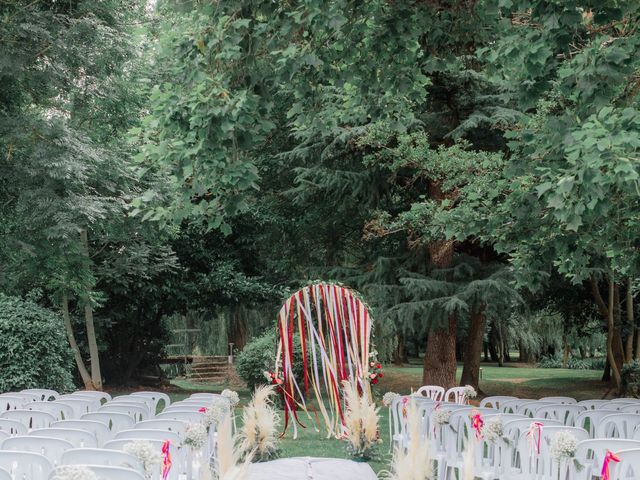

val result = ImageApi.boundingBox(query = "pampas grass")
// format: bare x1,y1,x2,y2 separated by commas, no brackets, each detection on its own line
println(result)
238,385,280,462
342,379,381,459
211,412,252,480
462,439,475,480
381,400,433,480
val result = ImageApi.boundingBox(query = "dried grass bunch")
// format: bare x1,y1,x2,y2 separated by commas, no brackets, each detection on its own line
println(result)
342,378,381,460
238,385,281,462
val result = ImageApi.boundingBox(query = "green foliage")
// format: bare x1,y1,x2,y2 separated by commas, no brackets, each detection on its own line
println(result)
622,360,640,397
0,294,74,392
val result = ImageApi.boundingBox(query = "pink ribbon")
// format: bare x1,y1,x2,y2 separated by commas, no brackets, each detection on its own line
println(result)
601,450,620,480
471,411,484,439
198,407,207,413
527,421,543,454
402,397,408,418
161,440,172,480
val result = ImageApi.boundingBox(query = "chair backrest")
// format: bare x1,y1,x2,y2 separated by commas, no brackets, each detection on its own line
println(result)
28,401,75,421
81,412,135,432
103,438,165,451
500,398,539,414
415,385,445,401
99,404,150,422
59,394,103,411
0,430,7,443
0,409,56,429
21,389,59,401
480,396,517,409
50,464,146,480
532,403,586,426
2,436,74,465
0,395,26,411
539,396,577,405
155,410,204,423
0,467,10,480
516,401,556,417
611,447,640,480
190,393,224,400
0,418,27,435
131,391,171,412
162,403,208,412
597,413,640,439
578,399,612,410
115,428,181,445
111,395,155,412
574,439,640,480
0,451,52,480
52,420,112,447
575,409,619,437
60,448,142,470
55,399,95,418
135,419,188,437
620,404,640,415
30,427,98,448
444,387,467,405
70,391,112,403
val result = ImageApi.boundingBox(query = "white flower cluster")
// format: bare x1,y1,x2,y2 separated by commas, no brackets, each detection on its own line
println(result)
202,400,227,427
183,422,208,449
123,440,162,472
464,385,477,399
433,409,451,425
382,392,399,407
222,389,240,407
51,466,98,480
482,416,504,443
549,430,578,461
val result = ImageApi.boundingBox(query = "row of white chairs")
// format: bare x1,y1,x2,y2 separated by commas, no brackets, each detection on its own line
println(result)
393,391,640,479
0,389,229,480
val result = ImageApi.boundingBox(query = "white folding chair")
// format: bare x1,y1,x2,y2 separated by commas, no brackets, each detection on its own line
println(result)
0,418,27,435
579,399,612,410
131,392,171,412
135,419,188,437
539,396,577,405
572,438,640,480
50,464,146,480
0,451,52,480
115,429,181,446
103,439,181,480
30,428,98,448
59,394,103,412
56,399,95,418
60,448,142,470
597,413,640,439
162,403,210,413
415,385,445,401
480,396,517,409
99,404,150,422
612,447,640,480
444,387,468,405
0,409,55,429
28,401,75,421
21,389,59,401
81,412,135,432
53,420,112,446
0,430,8,444
620,404,640,415
70,391,112,403
1,392,40,403
0,395,26,411
156,410,204,423
0,467,10,480
189,393,223,400
501,418,563,476
516,401,556,418
532,403,586,426
111,395,155,412
575,409,619,437
2,436,74,466
501,399,543,414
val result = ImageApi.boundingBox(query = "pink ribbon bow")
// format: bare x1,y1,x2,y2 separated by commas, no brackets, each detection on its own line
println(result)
527,421,543,454
601,450,621,480
198,407,207,413
161,440,172,480
471,411,484,439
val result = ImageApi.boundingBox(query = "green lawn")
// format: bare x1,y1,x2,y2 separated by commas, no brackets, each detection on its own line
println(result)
114,362,608,474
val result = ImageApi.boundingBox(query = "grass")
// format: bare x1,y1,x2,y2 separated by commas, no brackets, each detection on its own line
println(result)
115,362,608,474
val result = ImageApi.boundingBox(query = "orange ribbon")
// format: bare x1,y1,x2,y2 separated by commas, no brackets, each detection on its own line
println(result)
161,440,172,479
601,450,620,480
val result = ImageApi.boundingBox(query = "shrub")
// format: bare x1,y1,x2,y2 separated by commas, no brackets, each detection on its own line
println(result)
622,360,640,397
0,294,75,392
567,357,589,370
537,356,562,369
537,355,606,371
236,331,308,391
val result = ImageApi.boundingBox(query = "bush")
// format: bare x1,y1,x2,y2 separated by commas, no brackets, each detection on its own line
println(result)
536,356,562,369
537,355,606,371
0,294,75,392
622,360,640,397
236,331,308,391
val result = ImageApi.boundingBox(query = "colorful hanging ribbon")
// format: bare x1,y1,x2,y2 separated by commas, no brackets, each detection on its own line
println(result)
471,410,484,439
402,397,409,418
601,450,621,480
161,440,172,480
527,421,544,455
198,407,207,413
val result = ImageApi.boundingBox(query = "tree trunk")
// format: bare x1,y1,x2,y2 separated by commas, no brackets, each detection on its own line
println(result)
61,293,95,390
626,281,635,362
496,323,504,367
607,276,622,394
562,334,570,368
460,307,486,390
394,332,407,366
483,342,489,362
80,229,102,390
423,316,457,389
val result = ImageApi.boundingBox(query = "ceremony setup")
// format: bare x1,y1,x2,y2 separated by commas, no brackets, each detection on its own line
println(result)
1,0,640,479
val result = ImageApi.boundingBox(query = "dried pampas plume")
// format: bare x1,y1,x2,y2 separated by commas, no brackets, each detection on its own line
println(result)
342,379,380,457
381,400,433,480
211,412,252,480
238,385,280,462
462,438,475,480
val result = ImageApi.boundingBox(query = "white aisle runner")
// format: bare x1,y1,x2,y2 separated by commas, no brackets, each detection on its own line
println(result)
249,457,378,480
